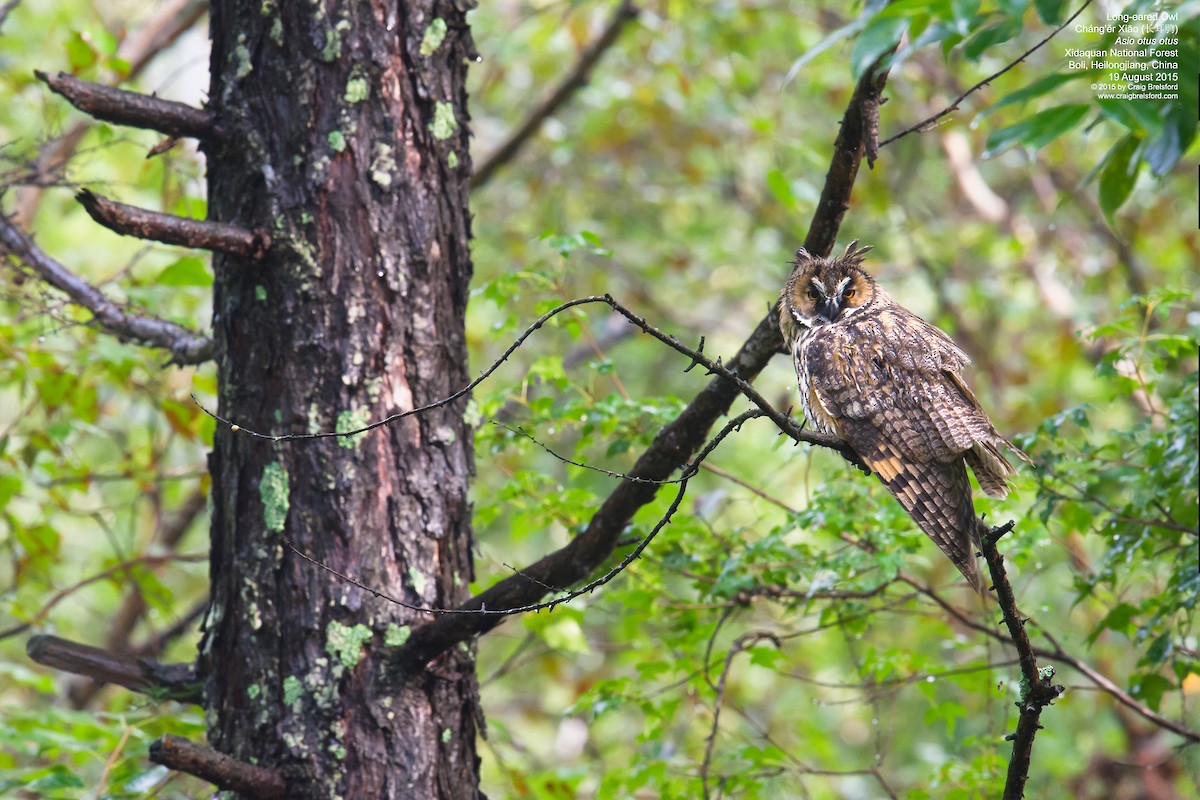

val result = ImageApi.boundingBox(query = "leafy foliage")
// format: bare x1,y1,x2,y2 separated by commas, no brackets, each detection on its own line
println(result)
1027,291,1199,711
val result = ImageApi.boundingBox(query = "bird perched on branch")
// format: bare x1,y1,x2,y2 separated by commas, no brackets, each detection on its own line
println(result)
778,241,1030,591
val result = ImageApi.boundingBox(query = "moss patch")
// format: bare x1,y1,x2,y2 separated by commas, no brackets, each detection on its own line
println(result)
326,621,373,669
259,461,290,532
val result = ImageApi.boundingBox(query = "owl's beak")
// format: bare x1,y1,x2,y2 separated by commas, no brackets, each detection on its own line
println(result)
816,297,841,323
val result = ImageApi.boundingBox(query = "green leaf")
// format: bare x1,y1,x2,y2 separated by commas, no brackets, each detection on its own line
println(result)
1097,98,1167,136
1098,134,1142,223
157,256,211,287
852,13,909,78
765,168,797,210
1033,0,1065,23
963,17,1023,61
982,72,1086,117
1089,602,1139,643
1130,673,1173,711
1143,634,1174,665
783,0,887,85
1142,105,1194,177
982,103,1090,157
65,31,98,73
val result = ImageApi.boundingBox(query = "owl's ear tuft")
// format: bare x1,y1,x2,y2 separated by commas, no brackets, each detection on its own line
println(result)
842,240,873,265
792,247,811,264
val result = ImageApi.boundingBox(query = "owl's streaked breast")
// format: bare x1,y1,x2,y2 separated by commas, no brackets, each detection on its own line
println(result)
794,326,841,436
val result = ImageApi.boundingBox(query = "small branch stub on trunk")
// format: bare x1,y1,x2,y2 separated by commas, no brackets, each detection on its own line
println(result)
35,70,220,141
149,735,287,800
25,634,200,703
76,189,270,258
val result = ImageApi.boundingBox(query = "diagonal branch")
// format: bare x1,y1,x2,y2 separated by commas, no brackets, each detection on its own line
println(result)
36,71,220,141
0,213,214,364
471,0,640,189
76,189,269,257
390,60,893,669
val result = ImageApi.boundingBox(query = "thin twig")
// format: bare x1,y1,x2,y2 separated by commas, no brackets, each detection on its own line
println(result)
0,552,205,641
471,0,640,189
701,631,781,800
898,572,1199,742
490,420,685,484
879,1,1093,148
979,521,1065,799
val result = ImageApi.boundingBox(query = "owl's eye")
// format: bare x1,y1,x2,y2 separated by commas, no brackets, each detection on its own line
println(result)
806,289,820,300
843,288,856,299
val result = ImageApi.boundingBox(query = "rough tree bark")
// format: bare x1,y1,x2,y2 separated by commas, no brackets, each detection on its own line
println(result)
198,2,481,797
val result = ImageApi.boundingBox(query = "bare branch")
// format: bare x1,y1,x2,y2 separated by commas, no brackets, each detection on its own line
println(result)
879,1,1093,148
0,0,20,32
292,408,762,635
200,293,861,466
25,635,200,703
76,189,269,257
0,214,214,364
149,735,286,800
35,71,220,141
471,0,640,189
979,522,1065,799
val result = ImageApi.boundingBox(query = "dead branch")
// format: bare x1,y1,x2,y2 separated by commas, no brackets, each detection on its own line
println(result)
0,214,214,363
36,71,219,141
471,0,639,189
149,735,286,800
75,189,268,257
25,635,200,703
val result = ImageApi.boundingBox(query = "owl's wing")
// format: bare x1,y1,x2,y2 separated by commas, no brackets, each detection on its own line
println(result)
804,313,1003,590
837,416,986,591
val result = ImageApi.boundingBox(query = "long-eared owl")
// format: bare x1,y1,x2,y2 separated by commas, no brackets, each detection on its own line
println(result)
778,241,1030,591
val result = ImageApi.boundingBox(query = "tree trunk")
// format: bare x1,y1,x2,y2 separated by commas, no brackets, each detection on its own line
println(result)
198,2,481,797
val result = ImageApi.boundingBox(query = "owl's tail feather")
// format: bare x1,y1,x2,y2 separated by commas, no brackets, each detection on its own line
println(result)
857,438,985,593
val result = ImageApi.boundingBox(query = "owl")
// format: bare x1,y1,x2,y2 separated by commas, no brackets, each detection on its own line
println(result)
778,241,1030,591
